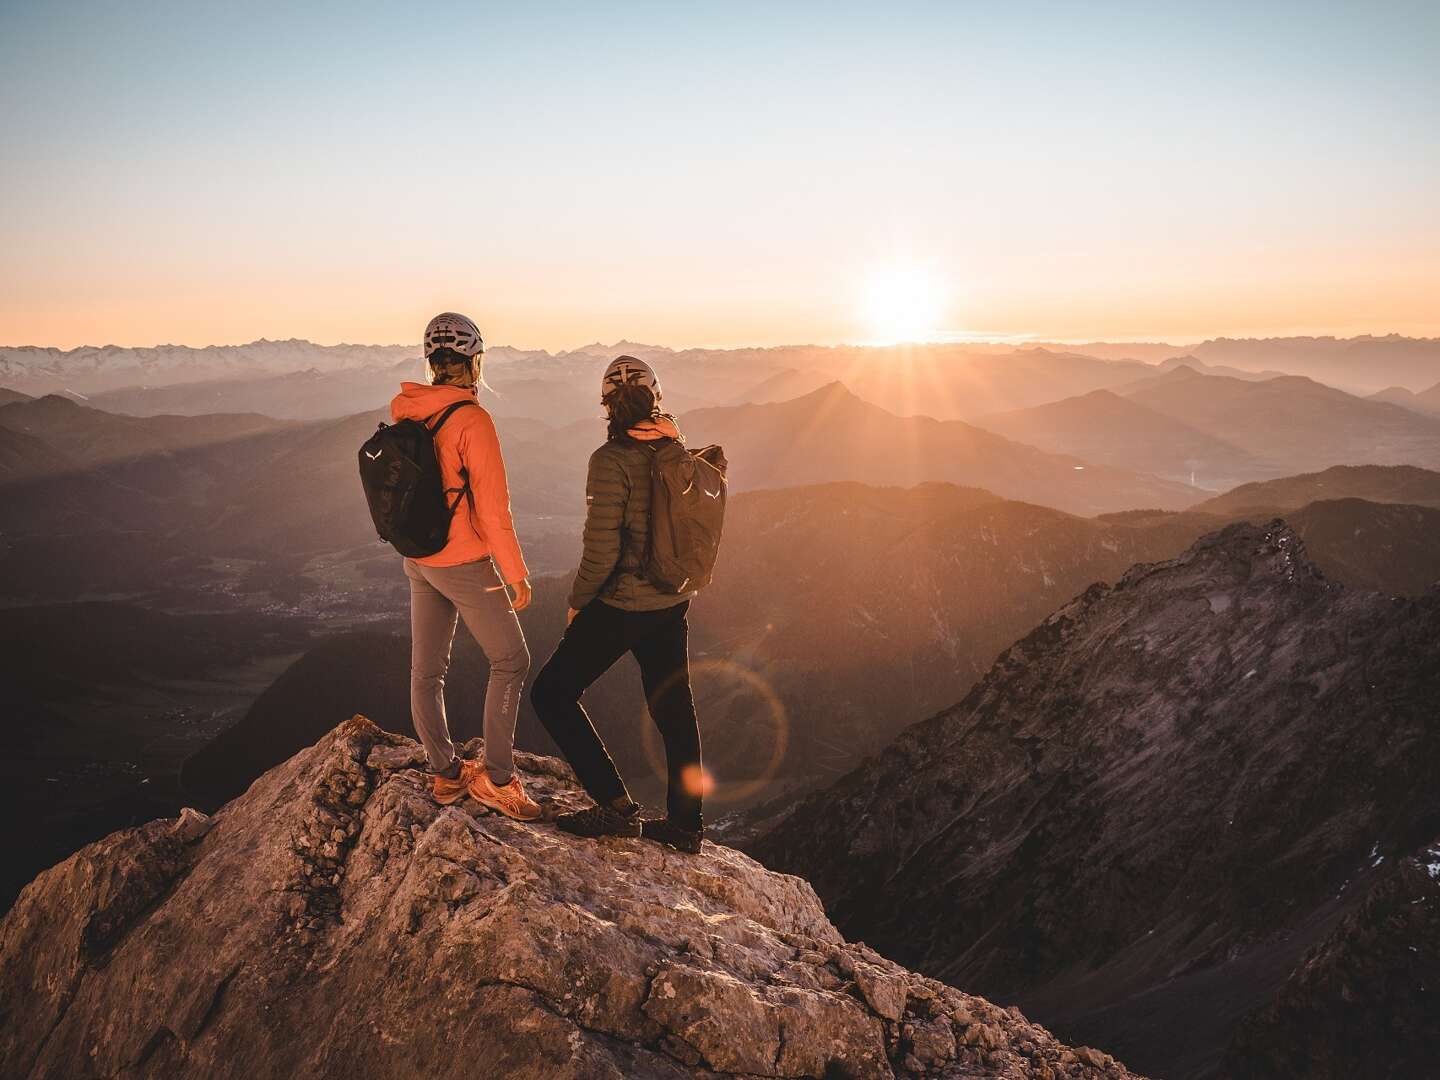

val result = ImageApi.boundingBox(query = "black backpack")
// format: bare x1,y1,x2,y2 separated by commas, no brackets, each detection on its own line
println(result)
358,401,476,558
643,441,728,593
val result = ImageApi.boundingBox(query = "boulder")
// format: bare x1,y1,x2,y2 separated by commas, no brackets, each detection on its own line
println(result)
0,716,1145,1080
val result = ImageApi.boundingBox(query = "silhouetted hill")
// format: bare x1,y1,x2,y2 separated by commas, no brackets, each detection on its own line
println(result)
974,388,1260,489
1152,355,1286,381
728,366,835,404
1195,464,1440,515
681,383,1206,514
0,394,291,466
1119,370,1440,476
1368,378,1440,418
750,522,1440,1078
0,395,296,515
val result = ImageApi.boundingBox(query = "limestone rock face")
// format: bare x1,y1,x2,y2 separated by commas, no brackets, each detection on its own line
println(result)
0,716,1142,1080
750,521,1440,1078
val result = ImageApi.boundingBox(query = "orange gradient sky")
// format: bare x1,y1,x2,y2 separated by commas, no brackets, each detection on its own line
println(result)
2,3,1438,351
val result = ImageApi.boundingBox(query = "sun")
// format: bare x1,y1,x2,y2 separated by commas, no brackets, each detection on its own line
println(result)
862,264,946,344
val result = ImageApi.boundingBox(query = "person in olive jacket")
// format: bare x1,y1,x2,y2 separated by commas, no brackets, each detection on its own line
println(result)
531,356,706,853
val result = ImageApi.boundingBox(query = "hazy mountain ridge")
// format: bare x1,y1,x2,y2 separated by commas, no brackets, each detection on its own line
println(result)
8,333,1439,421
1118,368,1440,478
1369,378,1440,418
749,521,1440,1078
968,368,1440,491
0,339,417,397
682,382,1207,514
1188,335,1440,393
973,389,1261,489
1194,463,1440,515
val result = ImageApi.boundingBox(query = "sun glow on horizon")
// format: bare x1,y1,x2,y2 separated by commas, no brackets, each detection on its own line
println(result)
862,264,948,345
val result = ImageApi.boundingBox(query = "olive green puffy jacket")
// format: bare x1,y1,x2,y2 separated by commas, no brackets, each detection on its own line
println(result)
567,437,697,612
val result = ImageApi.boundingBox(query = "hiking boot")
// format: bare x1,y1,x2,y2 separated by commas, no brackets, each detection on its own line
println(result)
433,759,480,806
469,768,542,822
641,817,704,854
555,803,642,840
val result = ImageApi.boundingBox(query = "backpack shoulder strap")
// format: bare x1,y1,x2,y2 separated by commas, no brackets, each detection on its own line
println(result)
427,399,478,434
427,400,480,516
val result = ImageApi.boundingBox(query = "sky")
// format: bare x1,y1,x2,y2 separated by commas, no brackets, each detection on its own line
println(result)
1,0,1438,351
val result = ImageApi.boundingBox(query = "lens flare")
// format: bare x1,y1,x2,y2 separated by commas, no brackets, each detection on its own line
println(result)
680,763,715,798
637,658,789,807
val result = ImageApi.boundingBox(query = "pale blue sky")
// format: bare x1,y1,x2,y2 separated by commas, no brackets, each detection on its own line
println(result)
2,1,1437,348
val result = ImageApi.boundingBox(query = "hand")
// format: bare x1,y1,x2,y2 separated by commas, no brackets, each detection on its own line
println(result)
566,607,580,626
509,578,533,612
628,415,682,442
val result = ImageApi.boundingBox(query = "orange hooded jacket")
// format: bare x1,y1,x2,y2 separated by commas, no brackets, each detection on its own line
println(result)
389,382,529,584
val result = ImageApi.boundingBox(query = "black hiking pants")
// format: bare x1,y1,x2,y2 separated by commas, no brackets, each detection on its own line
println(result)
531,599,702,831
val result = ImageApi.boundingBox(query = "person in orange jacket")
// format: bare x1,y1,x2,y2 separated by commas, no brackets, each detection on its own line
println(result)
391,312,540,821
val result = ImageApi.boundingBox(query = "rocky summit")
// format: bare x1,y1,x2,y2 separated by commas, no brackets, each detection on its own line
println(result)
750,521,1440,1078
0,717,1143,1080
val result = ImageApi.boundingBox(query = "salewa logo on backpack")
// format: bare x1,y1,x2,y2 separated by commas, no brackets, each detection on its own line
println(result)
357,400,476,559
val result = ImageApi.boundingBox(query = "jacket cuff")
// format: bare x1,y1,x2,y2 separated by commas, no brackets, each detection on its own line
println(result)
496,548,529,586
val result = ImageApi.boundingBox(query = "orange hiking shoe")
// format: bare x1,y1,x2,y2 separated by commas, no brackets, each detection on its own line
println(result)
469,768,542,822
433,759,479,806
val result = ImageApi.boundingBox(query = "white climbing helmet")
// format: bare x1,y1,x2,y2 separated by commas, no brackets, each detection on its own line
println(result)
601,355,662,400
423,312,484,358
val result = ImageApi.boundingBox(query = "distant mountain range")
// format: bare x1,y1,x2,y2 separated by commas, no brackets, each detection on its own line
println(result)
682,382,1206,514
1122,367,1440,474
6,334,1439,420
975,387,1259,489
1186,334,1440,393
750,521,1440,1079
972,367,1440,491
0,384,1205,594
0,339,417,396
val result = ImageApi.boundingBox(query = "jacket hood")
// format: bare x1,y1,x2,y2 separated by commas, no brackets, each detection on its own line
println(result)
390,381,477,423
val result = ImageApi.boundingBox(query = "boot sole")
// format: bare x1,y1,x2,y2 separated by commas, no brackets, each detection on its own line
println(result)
644,834,702,854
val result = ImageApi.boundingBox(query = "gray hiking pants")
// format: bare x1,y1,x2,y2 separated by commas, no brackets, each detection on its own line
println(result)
404,556,530,784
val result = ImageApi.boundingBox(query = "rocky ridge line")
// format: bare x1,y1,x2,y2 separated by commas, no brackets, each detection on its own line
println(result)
0,716,1144,1080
